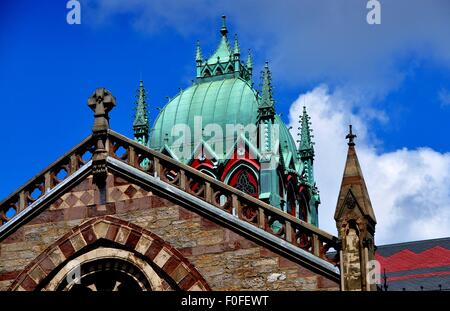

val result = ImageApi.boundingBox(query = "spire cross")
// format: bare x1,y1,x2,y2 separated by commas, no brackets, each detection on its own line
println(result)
346,124,357,146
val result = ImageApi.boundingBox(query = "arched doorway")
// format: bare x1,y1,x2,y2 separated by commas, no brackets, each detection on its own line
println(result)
56,257,151,291
47,248,161,291
9,216,210,291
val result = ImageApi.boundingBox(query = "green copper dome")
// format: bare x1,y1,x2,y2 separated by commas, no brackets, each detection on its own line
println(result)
140,16,319,225
150,77,259,153
149,15,301,172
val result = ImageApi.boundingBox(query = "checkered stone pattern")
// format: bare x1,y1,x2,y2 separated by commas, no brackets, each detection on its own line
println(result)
50,183,148,209
8,216,210,291
107,184,149,202
51,190,95,209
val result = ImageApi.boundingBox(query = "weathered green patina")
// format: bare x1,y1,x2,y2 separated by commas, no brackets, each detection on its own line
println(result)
298,106,320,226
133,80,149,146
150,78,259,157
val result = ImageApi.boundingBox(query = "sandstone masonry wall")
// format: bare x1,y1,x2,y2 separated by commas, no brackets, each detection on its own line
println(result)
0,174,339,291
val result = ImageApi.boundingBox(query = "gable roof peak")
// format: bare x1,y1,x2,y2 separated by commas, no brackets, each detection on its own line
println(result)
335,125,376,223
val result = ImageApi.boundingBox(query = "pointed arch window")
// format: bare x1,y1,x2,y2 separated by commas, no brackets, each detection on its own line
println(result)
236,171,256,194
228,168,258,197
286,182,297,217
298,191,308,221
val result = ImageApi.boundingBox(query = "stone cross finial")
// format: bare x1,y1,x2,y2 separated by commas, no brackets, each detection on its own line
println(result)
88,88,116,189
88,88,116,133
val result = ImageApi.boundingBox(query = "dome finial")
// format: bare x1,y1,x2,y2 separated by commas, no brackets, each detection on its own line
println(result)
220,15,228,36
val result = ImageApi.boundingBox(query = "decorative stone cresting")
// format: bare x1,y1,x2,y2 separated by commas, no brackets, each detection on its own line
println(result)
0,136,95,226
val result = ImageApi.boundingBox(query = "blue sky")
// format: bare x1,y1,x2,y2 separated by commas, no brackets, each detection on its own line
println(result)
1,0,450,243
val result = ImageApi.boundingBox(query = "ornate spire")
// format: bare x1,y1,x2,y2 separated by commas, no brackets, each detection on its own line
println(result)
133,80,149,146
233,34,240,55
257,62,276,121
335,125,376,223
245,49,253,82
260,62,274,108
195,16,252,82
246,49,253,69
195,40,203,63
211,16,231,59
298,106,314,158
334,125,377,291
201,17,231,68
297,106,316,190
257,62,280,209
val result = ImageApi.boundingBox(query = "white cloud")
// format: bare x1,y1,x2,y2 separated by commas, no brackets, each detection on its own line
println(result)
289,85,450,245
83,0,212,36
82,1,450,244
85,0,450,99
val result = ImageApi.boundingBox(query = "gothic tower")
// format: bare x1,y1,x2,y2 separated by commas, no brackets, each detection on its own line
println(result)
334,125,377,291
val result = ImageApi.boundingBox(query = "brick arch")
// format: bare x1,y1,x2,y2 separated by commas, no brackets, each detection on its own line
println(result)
8,215,210,291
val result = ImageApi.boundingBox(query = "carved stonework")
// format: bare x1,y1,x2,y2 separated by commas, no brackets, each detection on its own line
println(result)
334,128,377,291
343,191,356,210
88,88,116,183
88,88,116,133
342,225,362,290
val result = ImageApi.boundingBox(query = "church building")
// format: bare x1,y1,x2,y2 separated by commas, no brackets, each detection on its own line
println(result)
0,17,448,291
